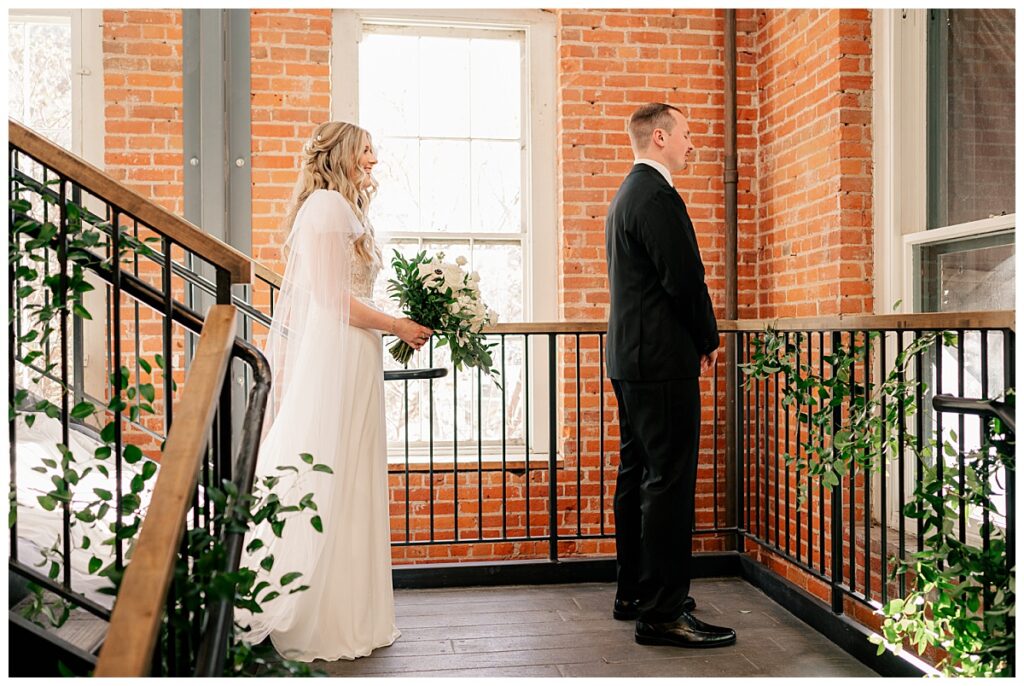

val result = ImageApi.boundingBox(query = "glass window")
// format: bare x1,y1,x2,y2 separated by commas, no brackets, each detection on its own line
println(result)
358,24,528,462
926,9,1015,229
8,15,73,149
916,232,1015,313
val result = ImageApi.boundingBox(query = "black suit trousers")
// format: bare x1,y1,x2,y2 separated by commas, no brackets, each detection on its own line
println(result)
611,377,701,623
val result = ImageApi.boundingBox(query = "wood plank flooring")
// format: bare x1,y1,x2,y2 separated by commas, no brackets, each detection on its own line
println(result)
311,577,879,678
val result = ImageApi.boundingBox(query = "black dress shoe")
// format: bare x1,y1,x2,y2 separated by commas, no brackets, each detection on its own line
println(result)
613,596,696,621
635,611,736,648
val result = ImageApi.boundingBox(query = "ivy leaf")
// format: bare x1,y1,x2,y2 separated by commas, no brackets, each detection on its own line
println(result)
299,453,314,464
260,555,275,572
88,556,102,575
100,422,116,444
312,464,334,474
70,401,95,420
279,572,302,586
37,495,57,511
124,445,143,464
310,516,323,533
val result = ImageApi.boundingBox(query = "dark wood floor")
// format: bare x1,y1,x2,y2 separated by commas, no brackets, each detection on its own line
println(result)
314,577,879,678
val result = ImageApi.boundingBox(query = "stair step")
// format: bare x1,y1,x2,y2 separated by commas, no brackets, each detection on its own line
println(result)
10,589,108,654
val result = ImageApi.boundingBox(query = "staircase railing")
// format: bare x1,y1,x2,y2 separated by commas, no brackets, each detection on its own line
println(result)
8,119,269,676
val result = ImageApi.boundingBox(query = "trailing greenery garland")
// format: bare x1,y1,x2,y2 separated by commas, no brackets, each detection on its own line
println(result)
9,185,328,676
740,326,1014,677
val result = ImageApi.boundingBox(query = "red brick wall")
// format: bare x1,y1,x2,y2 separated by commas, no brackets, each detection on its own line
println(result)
103,9,184,214
739,8,877,641
95,8,881,572
553,8,763,559
102,9,187,456
752,9,873,318
249,9,332,282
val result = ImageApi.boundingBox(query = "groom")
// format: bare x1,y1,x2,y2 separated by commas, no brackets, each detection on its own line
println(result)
605,103,735,648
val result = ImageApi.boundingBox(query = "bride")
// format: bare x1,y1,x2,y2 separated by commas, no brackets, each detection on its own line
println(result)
236,121,433,661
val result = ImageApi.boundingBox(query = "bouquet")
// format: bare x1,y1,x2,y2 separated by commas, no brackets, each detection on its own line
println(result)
387,250,501,386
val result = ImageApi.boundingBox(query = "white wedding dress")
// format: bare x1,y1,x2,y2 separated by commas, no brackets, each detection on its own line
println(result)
236,188,400,661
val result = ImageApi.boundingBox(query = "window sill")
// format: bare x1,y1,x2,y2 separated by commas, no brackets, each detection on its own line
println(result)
387,451,563,473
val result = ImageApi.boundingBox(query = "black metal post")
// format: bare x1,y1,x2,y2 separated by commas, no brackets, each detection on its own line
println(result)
548,333,558,562
830,332,844,614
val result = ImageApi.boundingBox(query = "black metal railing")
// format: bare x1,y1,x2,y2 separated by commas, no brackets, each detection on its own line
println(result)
374,326,734,557
729,316,1014,620
9,121,269,676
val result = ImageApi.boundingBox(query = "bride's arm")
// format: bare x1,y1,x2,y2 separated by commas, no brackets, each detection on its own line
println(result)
348,295,432,350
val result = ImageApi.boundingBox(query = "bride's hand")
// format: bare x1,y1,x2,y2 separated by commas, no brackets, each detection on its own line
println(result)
393,317,433,350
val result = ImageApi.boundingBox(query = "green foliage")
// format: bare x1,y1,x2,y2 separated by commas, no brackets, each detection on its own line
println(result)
9,187,330,676
387,250,501,387
869,404,1014,677
741,327,1014,676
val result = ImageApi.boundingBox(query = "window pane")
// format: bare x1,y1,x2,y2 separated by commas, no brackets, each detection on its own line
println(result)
419,139,471,231
472,243,523,322
28,22,73,149
470,38,521,139
359,33,420,137
373,137,420,232
927,9,1015,228
9,22,25,121
471,140,521,233
419,36,470,138
916,232,1015,312
9,18,72,149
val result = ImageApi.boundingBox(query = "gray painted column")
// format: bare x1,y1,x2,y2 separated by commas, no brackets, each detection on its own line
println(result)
183,9,251,255
183,9,252,448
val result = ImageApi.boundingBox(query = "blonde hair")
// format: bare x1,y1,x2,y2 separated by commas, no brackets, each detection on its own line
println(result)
284,121,381,265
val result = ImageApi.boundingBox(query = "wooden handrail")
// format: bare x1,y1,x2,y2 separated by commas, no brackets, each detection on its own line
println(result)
95,305,238,677
9,119,250,285
479,310,1014,336
717,310,1015,333
253,260,283,289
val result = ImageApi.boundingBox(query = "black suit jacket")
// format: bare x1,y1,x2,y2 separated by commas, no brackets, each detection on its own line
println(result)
605,164,719,381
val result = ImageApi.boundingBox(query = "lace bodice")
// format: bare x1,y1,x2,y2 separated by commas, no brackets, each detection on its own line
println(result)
349,231,381,300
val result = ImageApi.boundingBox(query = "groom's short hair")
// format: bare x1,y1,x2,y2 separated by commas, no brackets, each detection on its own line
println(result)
628,103,682,154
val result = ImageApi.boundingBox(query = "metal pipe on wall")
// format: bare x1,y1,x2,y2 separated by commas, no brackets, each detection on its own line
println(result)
723,9,740,538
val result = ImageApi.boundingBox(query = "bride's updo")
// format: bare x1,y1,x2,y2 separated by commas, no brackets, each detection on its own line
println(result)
284,121,380,265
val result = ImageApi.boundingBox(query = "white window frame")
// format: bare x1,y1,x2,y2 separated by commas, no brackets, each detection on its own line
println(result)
9,9,107,400
874,9,1016,315
8,9,105,166
872,9,1014,542
331,9,558,464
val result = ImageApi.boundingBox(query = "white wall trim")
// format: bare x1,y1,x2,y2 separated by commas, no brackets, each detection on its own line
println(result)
78,9,105,168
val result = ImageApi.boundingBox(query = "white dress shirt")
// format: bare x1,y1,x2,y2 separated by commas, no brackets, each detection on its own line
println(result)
633,158,673,186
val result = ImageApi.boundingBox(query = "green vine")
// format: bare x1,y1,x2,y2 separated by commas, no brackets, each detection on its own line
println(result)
741,326,1014,676
10,186,328,675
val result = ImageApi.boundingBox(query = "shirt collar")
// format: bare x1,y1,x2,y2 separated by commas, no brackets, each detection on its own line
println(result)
633,158,673,186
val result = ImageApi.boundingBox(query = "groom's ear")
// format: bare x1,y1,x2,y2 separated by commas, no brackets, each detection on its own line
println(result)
650,128,666,150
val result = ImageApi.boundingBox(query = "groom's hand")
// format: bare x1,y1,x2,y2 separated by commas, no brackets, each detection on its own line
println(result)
699,348,718,376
